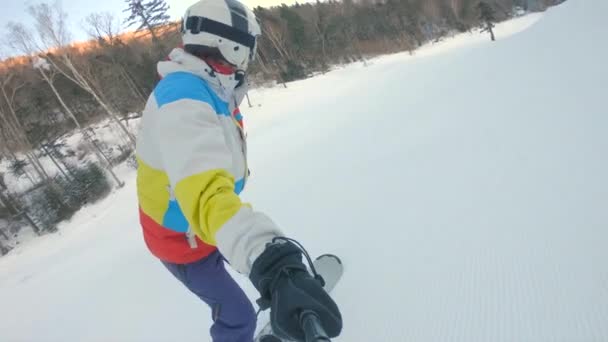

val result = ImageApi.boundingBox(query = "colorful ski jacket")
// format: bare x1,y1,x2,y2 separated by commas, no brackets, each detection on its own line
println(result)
136,48,282,274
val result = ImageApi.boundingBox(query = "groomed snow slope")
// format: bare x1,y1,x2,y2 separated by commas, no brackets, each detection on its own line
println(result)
1,1,607,341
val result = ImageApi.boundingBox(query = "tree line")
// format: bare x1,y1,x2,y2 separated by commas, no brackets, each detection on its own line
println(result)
0,0,565,152
0,0,564,254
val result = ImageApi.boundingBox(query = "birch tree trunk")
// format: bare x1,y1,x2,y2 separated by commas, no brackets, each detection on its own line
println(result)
38,68,124,188
0,93,50,183
59,56,136,146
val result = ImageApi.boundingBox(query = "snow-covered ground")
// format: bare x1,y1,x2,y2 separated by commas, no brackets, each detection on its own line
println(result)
0,117,139,248
2,1,608,341
0,118,139,193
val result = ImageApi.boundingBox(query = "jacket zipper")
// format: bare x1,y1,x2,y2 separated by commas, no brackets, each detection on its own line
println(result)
230,114,248,186
168,185,198,249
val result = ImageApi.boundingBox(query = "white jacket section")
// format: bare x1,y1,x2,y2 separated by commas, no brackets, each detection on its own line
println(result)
137,48,283,273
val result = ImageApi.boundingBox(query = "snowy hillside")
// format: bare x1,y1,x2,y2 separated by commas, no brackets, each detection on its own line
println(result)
1,1,607,341
0,118,140,193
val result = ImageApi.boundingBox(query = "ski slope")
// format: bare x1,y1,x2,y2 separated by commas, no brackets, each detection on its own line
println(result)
2,1,608,341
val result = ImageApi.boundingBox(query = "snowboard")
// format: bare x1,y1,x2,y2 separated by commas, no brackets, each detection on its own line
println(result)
254,254,344,342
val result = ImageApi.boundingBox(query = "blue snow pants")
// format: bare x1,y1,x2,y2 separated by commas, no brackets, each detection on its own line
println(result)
162,250,256,342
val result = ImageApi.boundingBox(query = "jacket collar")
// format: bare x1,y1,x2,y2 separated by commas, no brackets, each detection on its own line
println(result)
157,48,236,102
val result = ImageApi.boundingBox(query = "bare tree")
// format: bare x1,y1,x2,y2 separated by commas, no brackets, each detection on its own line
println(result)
0,63,51,184
0,170,43,238
254,9,291,87
83,12,147,106
0,172,14,253
32,57,124,187
83,12,120,45
264,21,293,63
4,21,125,188
0,106,49,185
11,1,136,147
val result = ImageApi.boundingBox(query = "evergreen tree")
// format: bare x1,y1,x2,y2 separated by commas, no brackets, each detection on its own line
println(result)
123,0,170,54
478,1,497,41
279,5,310,53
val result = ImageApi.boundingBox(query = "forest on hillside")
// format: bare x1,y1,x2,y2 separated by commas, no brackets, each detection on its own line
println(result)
0,0,564,255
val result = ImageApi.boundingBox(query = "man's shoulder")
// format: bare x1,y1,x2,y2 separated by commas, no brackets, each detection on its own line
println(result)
153,72,213,108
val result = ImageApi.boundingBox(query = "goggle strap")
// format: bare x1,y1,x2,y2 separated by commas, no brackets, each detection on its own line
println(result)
185,16,256,51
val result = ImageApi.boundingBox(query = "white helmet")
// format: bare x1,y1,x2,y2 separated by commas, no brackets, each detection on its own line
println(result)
182,0,261,71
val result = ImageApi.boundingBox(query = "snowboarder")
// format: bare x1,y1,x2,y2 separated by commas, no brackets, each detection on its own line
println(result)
135,0,342,341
